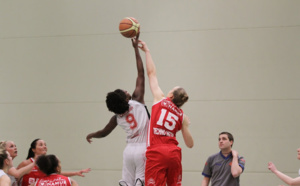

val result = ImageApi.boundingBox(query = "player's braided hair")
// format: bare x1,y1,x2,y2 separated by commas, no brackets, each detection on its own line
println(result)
106,89,129,114
172,87,189,108
36,154,59,175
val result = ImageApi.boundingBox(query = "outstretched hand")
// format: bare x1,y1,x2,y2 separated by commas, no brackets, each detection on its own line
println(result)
268,162,277,173
76,168,91,177
138,40,150,52
86,134,93,144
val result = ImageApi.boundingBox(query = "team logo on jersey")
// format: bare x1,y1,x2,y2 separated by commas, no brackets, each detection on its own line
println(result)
147,178,155,185
38,178,68,185
215,163,222,166
153,127,174,137
29,178,35,184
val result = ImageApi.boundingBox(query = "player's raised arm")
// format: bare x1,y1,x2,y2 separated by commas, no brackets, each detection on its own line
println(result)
138,40,164,103
131,33,145,104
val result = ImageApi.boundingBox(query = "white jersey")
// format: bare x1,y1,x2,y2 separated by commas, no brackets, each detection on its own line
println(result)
0,170,6,178
117,100,149,143
8,174,17,186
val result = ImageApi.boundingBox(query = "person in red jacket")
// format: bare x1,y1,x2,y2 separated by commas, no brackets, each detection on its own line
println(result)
30,154,78,186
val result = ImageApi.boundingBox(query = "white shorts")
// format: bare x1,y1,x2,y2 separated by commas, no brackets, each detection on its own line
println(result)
120,143,146,186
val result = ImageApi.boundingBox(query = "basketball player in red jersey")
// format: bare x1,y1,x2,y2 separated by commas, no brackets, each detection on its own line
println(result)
30,154,77,186
138,40,194,186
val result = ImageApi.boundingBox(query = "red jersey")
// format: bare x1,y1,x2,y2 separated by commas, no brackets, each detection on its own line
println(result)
34,174,71,186
147,97,183,147
20,158,46,186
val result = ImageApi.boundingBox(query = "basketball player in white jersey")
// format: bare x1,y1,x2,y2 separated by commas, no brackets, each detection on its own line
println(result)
86,33,149,186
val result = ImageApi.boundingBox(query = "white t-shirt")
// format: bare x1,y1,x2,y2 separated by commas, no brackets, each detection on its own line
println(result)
0,170,6,178
8,174,17,186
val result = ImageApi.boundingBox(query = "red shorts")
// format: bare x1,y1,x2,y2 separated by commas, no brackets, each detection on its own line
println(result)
145,144,182,186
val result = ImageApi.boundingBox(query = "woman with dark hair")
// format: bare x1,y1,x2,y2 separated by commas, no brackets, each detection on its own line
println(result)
30,154,78,186
0,148,13,186
17,139,90,186
0,140,35,186
86,34,150,186
17,139,47,186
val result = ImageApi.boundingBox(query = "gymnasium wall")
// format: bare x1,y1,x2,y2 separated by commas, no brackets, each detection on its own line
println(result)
1,1,299,185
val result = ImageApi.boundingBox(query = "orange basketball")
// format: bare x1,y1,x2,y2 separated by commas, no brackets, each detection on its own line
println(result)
119,17,140,38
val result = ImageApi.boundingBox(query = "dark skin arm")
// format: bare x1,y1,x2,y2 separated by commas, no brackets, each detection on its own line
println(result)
131,33,145,104
86,34,145,143
86,115,118,143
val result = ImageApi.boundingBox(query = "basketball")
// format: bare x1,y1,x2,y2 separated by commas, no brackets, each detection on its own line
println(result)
119,17,140,38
